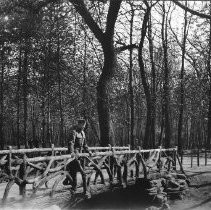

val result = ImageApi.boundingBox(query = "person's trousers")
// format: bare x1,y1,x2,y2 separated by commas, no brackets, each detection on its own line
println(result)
65,158,87,192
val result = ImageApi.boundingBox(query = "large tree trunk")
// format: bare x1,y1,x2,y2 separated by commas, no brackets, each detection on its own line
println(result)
138,4,151,149
97,45,116,146
178,1,188,153
56,6,64,147
129,5,135,149
70,0,122,146
161,1,171,148
148,12,156,148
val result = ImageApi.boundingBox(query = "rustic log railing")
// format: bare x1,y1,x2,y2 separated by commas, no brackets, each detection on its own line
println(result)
0,146,178,204
0,145,130,155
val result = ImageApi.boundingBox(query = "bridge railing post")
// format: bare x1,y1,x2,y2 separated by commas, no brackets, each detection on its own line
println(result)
176,150,185,175
205,148,207,166
173,146,177,171
108,144,111,170
51,144,55,156
138,146,147,179
19,153,27,197
180,149,183,165
111,145,115,178
197,147,200,167
8,146,12,177
3,146,13,204
191,150,193,167
158,146,162,172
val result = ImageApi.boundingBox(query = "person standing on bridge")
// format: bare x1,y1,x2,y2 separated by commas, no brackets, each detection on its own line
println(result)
63,119,91,197
67,118,90,154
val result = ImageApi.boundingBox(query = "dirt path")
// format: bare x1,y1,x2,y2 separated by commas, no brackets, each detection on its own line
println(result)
170,166,211,210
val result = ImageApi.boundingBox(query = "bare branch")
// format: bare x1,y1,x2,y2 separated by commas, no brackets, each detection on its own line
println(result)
115,44,138,53
69,0,105,44
172,0,211,19
105,0,123,39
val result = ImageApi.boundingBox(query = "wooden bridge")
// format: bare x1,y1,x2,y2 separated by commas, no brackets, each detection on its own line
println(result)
0,145,184,207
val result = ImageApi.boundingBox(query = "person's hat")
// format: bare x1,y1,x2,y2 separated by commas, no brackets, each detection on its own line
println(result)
77,118,86,124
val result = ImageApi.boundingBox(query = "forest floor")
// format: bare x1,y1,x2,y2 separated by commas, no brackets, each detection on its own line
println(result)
170,156,211,210
1,156,211,210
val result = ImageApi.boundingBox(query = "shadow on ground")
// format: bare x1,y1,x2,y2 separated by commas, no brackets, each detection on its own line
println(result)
72,184,159,210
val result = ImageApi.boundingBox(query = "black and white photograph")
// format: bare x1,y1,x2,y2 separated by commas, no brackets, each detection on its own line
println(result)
0,0,211,209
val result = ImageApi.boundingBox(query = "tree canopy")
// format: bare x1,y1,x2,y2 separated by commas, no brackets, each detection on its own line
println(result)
0,0,211,150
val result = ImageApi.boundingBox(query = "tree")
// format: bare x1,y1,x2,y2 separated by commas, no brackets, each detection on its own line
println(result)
0,44,5,149
138,1,151,148
1,0,211,151
172,0,211,19
147,2,157,148
161,1,171,148
69,0,122,146
128,2,135,149
177,0,188,153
